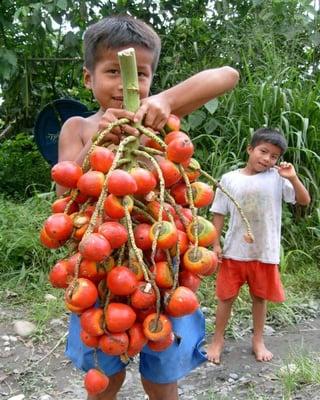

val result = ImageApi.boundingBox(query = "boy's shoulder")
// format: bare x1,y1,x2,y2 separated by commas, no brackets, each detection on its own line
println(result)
60,113,100,140
220,169,240,180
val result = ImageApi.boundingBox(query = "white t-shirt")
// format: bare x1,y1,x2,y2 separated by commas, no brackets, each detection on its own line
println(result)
210,168,296,264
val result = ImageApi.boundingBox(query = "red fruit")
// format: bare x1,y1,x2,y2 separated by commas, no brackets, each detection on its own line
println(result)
191,181,214,208
152,261,173,289
143,313,172,342
134,306,157,323
80,307,105,336
51,196,79,214
179,270,201,292
140,134,164,151
80,330,100,348
44,213,73,241
106,266,138,296
105,303,136,333
89,146,115,173
98,222,128,249
187,216,217,247
40,227,62,249
99,332,129,356
84,369,109,396
130,167,157,195
104,194,133,219
154,156,182,188
133,223,153,250
49,260,73,288
164,130,189,145
167,137,194,164
198,251,218,276
170,182,188,206
149,221,178,250
79,233,112,262
147,332,174,352
77,170,105,198
74,192,89,204
147,201,175,222
184,158,201,182
127,322,148,357
131,282,156,309
51,161,83,188
183,246,216,275
65,278,98,309
107,169,137,196
78,259,101,281
170,229,189,256
165,114,181,132
166,286,199,317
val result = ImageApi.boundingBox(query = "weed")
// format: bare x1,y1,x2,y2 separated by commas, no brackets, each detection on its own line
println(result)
278,350,320,399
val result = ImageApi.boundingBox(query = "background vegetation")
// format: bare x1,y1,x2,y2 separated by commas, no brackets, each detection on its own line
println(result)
0,1,319,335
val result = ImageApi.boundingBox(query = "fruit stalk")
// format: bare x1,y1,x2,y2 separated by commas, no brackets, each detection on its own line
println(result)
118,48,140,113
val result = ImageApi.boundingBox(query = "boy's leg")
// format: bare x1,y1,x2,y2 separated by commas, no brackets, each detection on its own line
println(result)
87,370,126,400
250,293,273,361
207,296,236,364
141,377,178,400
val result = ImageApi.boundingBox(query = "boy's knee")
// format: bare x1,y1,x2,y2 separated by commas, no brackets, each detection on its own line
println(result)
219,295,237,305
250,293,266,302
141,377,178,400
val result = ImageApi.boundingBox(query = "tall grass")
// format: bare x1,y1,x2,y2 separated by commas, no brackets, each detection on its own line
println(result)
0,194,67,292
193,74,320,203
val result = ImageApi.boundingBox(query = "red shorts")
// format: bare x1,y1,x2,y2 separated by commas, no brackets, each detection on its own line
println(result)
216,258,285,302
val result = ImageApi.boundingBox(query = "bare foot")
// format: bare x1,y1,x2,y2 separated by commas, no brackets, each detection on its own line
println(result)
206,336,224,364
252,338,273,362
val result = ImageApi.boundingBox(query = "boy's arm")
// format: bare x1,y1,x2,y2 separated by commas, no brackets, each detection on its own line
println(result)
135,67,239,128
212,213,225,260
275,162,311,206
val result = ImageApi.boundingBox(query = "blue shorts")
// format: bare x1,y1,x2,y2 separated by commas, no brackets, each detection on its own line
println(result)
65,308,207,384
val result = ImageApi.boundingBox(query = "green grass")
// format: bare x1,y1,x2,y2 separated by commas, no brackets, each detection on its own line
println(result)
0,193,68,336
278,351,320,399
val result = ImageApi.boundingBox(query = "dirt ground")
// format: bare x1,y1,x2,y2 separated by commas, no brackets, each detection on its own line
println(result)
0,302,320,400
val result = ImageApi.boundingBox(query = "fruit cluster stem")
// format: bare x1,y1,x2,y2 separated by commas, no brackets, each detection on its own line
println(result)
200,169,254,242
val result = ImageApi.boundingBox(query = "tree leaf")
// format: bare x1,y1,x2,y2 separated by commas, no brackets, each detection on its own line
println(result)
188,110,206,129
204,118,218,134
204,98,219,115
57,0,68,10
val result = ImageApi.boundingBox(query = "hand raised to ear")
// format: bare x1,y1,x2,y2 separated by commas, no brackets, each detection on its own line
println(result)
274,162,297,179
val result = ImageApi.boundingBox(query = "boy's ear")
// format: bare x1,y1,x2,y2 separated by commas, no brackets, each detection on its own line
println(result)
83,67,92,89
247,145,253,155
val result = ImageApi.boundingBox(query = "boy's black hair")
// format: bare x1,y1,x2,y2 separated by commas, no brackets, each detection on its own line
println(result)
250,127,288,154
83,15,161,74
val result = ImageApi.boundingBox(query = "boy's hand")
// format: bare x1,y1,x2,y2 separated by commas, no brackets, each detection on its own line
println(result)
134,94,171,130
213,243,223,261
98,108,140,144
275,162,297,180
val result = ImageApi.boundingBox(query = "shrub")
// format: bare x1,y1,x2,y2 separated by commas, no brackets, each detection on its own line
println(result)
0,132,51,199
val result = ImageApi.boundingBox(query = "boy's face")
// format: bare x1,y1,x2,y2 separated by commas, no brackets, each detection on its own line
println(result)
84,47,154,111
247,142,282,173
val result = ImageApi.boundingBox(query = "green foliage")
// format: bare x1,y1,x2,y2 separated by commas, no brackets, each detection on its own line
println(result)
278,351,320,398
0,133,51,199
0,194,65,273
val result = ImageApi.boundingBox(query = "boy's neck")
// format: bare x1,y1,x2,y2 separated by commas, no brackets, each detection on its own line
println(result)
241,165,263,175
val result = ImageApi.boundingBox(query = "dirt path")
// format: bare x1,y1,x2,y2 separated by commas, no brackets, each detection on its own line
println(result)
0,304,320,400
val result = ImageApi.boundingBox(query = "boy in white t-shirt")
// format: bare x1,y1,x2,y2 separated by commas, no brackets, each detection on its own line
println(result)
207,128,310,364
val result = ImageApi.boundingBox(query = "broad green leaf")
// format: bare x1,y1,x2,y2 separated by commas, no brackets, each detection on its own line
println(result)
204,118,218,134
204,98,219,115
57,0,68,10
64,31,78,48
188,110,206,129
